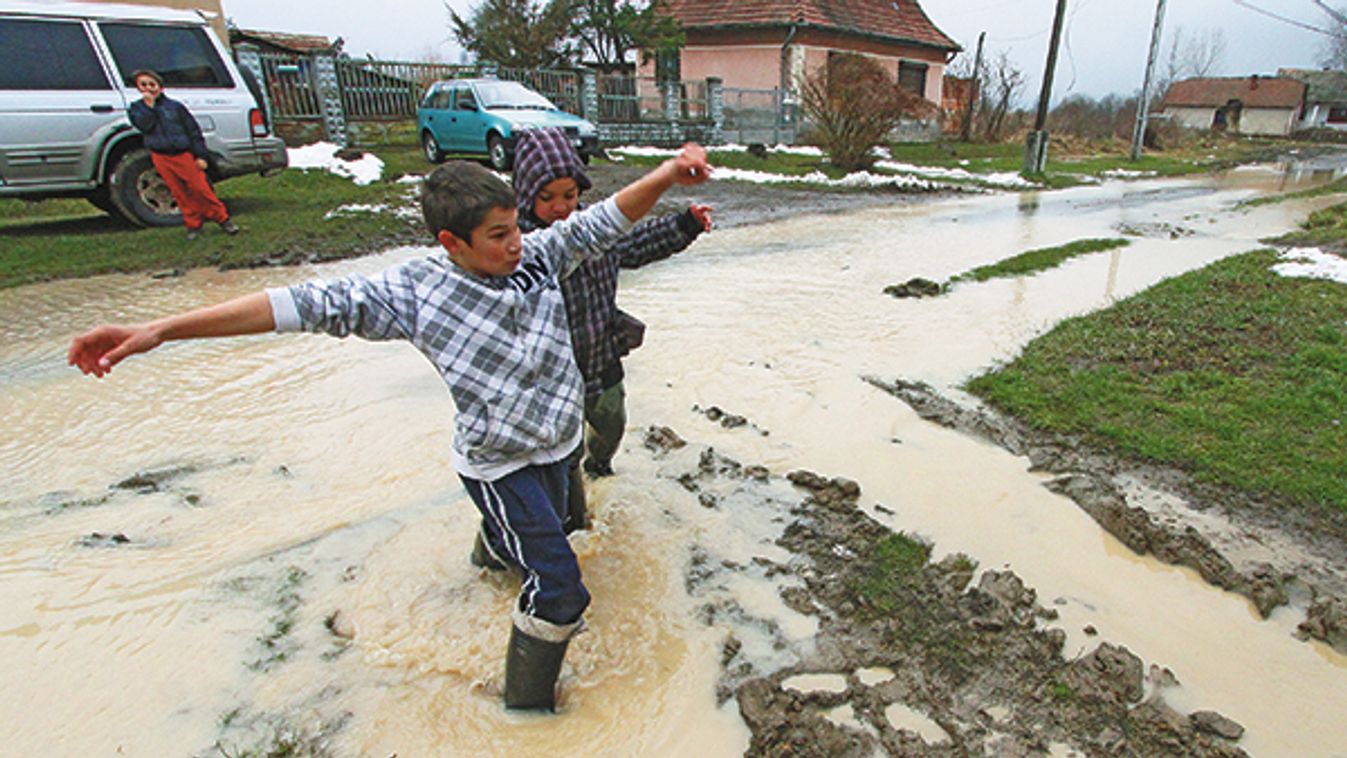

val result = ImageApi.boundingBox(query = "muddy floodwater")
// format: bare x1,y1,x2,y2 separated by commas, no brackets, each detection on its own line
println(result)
4,163,1347,756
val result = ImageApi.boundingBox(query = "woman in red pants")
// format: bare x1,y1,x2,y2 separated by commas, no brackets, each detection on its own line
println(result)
127,69,239,240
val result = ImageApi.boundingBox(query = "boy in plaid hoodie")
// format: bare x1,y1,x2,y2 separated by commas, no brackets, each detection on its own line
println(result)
67,146,712,712
508,128,711,536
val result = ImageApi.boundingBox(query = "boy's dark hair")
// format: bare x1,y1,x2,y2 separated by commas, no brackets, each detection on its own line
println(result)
422,161,515,243
131,69,163,86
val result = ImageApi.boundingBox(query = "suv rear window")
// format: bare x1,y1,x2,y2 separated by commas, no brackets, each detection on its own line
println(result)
99,23,233,88
0,18,110,90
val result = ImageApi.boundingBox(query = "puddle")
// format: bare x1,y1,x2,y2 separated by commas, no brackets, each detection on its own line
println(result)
3,166,1346,754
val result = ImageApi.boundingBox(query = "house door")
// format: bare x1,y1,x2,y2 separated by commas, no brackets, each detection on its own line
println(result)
1213,99,1243,132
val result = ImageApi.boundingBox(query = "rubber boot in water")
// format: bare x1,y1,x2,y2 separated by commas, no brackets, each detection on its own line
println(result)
503,626,570,711
562,470,588,534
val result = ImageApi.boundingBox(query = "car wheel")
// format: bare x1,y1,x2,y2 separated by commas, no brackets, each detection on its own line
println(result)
422,131,444,163
487,133,512,171
108,148,181,227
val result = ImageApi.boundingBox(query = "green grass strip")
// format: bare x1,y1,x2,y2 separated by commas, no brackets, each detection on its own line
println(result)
951,238,1131,284
967,249,1347,513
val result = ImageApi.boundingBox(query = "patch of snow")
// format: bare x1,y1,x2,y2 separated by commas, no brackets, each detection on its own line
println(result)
1272,247,1347,284
873,160,1036,189
1101,169,1158,179
287,142,384,185
610,144,824,158
325,202,420,221
711,166,946,191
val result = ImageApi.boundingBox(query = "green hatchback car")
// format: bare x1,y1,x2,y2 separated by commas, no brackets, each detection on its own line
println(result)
417,78,600,170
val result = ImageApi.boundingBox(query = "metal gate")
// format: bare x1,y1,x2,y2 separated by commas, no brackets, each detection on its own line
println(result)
721,87,797,145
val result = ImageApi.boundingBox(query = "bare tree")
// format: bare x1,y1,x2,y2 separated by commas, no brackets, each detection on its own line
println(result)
1154,26,1227,106
799,53,933,171
978,50,1025,141
1318,3,1347,69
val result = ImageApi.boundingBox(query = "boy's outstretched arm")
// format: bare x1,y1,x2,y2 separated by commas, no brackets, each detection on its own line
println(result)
613,144,711,223
69,291,275,378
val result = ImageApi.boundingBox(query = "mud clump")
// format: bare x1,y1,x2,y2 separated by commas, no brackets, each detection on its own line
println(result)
883,277,946,299
660,444,1248,756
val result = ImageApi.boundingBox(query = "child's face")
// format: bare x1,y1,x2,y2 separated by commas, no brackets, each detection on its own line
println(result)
533,177,580,225
439,206,523,277
134,75,161,99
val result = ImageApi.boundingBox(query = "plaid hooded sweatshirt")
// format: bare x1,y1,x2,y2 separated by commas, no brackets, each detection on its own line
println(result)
266,196,633,481
512,129,703,398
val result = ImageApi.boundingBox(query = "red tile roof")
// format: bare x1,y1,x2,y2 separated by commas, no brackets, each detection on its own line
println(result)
659,0,959,51
1161,76,1305,110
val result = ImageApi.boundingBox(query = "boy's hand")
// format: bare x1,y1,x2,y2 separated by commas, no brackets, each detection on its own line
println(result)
666,144,711,186
68,324,162,378
688,204,713,231
141,92,155,107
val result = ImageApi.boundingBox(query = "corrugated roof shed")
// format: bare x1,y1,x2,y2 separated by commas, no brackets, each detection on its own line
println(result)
230,29,340,54
660,0,959,51
1280,68,1347,104
1161,76,1304,109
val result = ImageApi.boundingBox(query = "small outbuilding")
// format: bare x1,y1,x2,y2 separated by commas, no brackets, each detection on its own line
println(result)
1279,68,1347,131
1159,75,1305,136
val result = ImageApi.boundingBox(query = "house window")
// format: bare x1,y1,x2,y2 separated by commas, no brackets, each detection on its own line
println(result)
1328,107,1347,124
898,61,927,98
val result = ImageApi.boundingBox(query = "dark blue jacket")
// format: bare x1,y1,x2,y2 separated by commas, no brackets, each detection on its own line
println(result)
127,94,207,159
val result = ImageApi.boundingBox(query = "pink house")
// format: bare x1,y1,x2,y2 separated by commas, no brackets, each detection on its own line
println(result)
650,0,960,107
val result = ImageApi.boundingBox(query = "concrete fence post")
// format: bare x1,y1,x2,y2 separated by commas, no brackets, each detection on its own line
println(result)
580,68,599,122
707,76,724,144
231,43,275,124
661,79,682,144
311,52,348,147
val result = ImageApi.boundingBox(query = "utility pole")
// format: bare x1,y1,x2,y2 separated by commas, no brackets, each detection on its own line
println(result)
1130,0,1168,161
961,31,986,143
1023,0,1069,173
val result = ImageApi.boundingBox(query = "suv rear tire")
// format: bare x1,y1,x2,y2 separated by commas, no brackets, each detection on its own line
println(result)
108,148,181,227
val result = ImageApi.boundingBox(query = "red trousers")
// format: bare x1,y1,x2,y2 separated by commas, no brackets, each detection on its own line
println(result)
151,151,229,230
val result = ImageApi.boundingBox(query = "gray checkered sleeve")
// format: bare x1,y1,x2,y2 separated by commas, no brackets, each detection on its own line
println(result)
282,266,418,341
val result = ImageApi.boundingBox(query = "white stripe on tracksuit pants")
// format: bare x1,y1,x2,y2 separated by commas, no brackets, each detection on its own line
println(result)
461,460,590,638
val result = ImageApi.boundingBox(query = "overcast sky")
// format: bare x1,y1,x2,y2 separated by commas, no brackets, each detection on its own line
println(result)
222,0,1339,103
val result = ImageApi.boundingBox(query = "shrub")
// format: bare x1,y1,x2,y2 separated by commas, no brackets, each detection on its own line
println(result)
799,53,934,171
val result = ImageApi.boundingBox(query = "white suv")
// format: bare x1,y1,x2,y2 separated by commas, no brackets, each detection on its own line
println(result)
0,2,288,226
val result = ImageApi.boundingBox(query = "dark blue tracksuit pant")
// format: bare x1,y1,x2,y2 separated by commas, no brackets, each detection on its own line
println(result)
460,460,590,629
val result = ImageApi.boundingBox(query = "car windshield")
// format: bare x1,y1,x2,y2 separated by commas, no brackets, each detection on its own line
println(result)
474,81,556,110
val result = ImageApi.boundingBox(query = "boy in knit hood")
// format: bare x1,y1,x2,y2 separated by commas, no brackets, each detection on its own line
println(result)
509,128,711,535
68,146,712,712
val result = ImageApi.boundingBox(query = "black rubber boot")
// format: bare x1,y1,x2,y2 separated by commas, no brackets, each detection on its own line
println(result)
503,626,570,711
562,470,588,534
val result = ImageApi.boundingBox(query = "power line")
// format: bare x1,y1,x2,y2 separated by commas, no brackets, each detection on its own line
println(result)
1230,0,1336,36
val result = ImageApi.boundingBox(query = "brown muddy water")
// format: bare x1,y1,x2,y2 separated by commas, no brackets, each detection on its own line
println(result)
4,164,1347,756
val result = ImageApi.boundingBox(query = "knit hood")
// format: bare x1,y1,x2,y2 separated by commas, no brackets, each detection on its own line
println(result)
511,128,592,217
